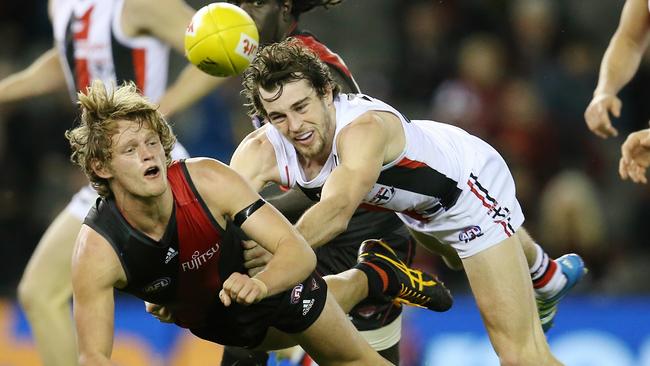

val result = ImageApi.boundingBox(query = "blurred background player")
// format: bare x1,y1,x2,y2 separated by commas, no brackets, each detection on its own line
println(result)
584,0,649,140
584,0,650,184
0,0,226,364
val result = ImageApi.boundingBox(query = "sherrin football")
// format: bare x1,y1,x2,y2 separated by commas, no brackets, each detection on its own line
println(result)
184,3,259,77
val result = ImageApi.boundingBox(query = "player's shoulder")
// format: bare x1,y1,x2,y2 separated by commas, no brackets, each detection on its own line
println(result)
75,223,119,269
183,157,230,183
237,125,276,156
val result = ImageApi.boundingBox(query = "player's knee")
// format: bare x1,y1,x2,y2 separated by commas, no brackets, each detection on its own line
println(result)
17,275,55,312
17,281,39,312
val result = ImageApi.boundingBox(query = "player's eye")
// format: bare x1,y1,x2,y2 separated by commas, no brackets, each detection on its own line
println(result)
270,115,286,124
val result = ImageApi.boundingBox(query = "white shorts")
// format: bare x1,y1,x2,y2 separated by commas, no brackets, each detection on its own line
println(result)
65,143,190,220
397,137,524,259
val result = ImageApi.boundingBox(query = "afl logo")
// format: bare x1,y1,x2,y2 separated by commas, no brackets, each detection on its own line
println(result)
290,284,304,304
144,277,171,294
459,225,483,243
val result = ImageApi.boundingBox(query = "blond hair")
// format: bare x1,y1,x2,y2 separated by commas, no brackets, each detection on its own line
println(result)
65,80,176,197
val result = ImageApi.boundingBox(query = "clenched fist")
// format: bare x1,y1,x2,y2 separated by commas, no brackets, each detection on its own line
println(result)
219,272,268,306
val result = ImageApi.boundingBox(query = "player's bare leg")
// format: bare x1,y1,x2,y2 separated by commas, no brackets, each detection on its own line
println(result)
462,230,562,366
17,210,81,366
322,269,369,312
517,228,587,331
259,290,392,365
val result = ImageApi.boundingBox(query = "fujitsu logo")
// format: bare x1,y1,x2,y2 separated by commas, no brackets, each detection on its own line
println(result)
181,244,220,272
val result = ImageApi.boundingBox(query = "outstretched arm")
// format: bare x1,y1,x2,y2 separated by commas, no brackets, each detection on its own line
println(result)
585,0,650,138
295,113,387,248
0,0,68,104
124,0,226,117
72,226,125,365
0,48,67,103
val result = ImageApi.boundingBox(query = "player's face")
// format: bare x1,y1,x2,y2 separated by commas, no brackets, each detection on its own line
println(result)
103,120,168,199
234,0,284,44
261,79,335,160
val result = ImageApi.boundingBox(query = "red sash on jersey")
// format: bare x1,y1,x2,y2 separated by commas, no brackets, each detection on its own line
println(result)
167,162,223,328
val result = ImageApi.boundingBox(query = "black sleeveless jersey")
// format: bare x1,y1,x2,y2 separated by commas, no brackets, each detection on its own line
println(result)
84,161,246,328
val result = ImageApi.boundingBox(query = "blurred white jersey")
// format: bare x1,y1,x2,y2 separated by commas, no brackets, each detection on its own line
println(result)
266,93,525,258
52,0,170,102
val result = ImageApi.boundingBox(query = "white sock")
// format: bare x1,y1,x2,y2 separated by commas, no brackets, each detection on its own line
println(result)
529,243,567,299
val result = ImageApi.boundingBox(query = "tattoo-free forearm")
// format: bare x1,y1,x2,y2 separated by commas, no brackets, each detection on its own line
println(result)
294,197,352,249
251,233,316,296
595,34,646,96
0,48,66,103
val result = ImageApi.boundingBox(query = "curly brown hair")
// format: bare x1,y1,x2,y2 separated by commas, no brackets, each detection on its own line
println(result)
241,37,340,119
65,80,176,197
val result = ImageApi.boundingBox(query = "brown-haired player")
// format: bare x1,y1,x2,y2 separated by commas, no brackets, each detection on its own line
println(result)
232,39,588,365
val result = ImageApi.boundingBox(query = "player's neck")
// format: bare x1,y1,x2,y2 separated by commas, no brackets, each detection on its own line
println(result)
280,19,298,39
115,188,174,241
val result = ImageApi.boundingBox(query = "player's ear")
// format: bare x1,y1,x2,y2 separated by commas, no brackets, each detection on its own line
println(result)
325,85,334,106
281,0,292,20
92,160,113,179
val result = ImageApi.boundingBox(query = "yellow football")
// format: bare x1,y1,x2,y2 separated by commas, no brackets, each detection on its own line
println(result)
184,3,259,77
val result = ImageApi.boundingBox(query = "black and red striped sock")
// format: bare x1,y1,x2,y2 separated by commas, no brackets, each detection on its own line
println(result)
355,260,398,300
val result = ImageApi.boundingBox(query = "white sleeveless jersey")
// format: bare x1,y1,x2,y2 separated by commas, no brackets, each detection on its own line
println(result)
265,93,486,223
52,0,170,102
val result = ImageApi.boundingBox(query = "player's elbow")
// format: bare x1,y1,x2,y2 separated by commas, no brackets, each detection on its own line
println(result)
298,242,317,278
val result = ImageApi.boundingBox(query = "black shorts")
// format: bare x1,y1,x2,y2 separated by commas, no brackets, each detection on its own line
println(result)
314,211,415,331
190,272,327,348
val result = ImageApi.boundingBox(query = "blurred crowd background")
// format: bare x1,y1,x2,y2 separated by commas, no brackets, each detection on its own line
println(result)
1,0,650,301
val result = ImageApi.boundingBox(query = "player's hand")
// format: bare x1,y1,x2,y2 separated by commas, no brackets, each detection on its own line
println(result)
144,301,175,323
619,128,650,183
242,240,271,277
219,273,268,307
585,93,622,138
